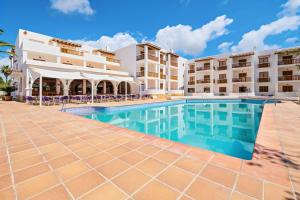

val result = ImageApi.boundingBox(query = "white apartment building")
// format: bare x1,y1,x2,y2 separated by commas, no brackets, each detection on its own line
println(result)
186,48,300,98
11,29,185,100
115,43,185,95
10,29,300,100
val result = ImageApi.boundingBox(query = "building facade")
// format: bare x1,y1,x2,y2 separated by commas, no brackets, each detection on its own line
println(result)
10,29,300,100
186,48,300,98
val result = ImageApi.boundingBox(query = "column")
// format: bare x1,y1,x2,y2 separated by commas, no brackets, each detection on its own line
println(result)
228,58,233,95
63,80,70,96
103,81,106,94
83,80,87,95
25,68,33,97
144,45,149,91
273,54,279,97
167,54,171,93
91,80,94,103
158,50,161,91
125,82,127,101
56,79,60,95
210,59,214,96
39,75,42,107
250,54,255,96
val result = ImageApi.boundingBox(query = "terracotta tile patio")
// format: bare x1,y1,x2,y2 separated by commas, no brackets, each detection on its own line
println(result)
0,100,299,199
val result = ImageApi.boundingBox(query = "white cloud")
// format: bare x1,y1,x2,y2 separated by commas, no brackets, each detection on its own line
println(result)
230,16,300,52
154,15,233,55
74,32,137,51
218,42,233,53
50,0,94,15
279,0,300,16
285,37,298,43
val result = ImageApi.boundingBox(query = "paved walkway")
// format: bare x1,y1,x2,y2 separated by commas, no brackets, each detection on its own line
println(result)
0,100,299,200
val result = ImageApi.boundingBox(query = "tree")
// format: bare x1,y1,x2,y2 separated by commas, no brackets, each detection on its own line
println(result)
0,29,15,56
1,65,12,83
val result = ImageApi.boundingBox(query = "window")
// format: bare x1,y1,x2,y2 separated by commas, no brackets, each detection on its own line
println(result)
219,87,226,92
239,87,248,93
160,83,163,89
204,87,210,93
259,86,268,92
259,57,269,63
188,88,195,93
282,85,293,92
204,75,210,80
282,71,293,76
219,60,226,66
239,73,247,78
259,72,269,78
239,59,247,63
219,74,226,79
204,63,210,68
282,55,292,60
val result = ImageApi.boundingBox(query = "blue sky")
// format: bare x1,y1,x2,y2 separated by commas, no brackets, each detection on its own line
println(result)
1,0,300,62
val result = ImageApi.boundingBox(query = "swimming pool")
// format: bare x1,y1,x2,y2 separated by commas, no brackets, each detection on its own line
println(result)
65,99,267,160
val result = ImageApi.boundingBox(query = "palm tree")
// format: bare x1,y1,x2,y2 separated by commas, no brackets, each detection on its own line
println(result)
1,65,12,83
0,29,15,56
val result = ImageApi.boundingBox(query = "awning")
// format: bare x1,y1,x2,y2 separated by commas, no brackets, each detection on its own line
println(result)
81,73,119,82
30,67,85,80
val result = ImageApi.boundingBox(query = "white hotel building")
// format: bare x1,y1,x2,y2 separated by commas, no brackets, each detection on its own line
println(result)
10,29,300,100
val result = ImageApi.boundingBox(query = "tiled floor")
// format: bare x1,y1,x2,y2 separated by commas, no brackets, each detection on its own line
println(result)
0,100,299,200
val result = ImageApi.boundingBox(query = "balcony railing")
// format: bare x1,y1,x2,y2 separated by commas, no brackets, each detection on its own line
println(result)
278,75,300,81
171,61,178,67
160,60,167,65
257,77,270,82
160,74,166,79
278,58,300,65
217,65,227,70
188,69,195,73
258,63,270,68
188,81,195,85
197,79,211,84
232,77,251,82
106,57,120,63
217,79,227,83
136,54,159,62
61,48,83,56
148,72,159,78
171,75,178,80
196,66,210,71
232,62,251,68
136,72,145,77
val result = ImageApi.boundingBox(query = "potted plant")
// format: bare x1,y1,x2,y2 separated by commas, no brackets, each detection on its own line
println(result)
0,82,16,101
0,65,15,101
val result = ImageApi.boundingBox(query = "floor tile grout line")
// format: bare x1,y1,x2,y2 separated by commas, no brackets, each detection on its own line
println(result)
14,115,77,200
0,117,18,200
176,152,215,200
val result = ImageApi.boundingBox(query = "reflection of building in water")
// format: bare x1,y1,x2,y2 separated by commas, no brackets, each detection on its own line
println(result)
92,103,262,146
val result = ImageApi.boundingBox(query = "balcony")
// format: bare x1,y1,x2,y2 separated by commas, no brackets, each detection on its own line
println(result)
196,66,210,71
136,71,145,77
197,79,211,84
106,57,120,63
188,69,195,73
257,77,270,82
148,72,159,78
232,62,251,68
278,75,300,81
160,74,166,79
188,81,195,85
258,63,270,68
136,54,159,62
61,48,83,56
232,77,251,82
278,58,300,65
217,79,227,84
160,60,167,65
217,65,227,70
171,75,178,80
171,61,178,67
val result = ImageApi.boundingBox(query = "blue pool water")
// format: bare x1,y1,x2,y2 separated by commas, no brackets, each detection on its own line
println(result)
65,99,266,160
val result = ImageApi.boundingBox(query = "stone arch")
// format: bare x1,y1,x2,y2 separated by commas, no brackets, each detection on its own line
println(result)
96,80,114,94
69,79,91,95
31,77,64,96
117,81,131,95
